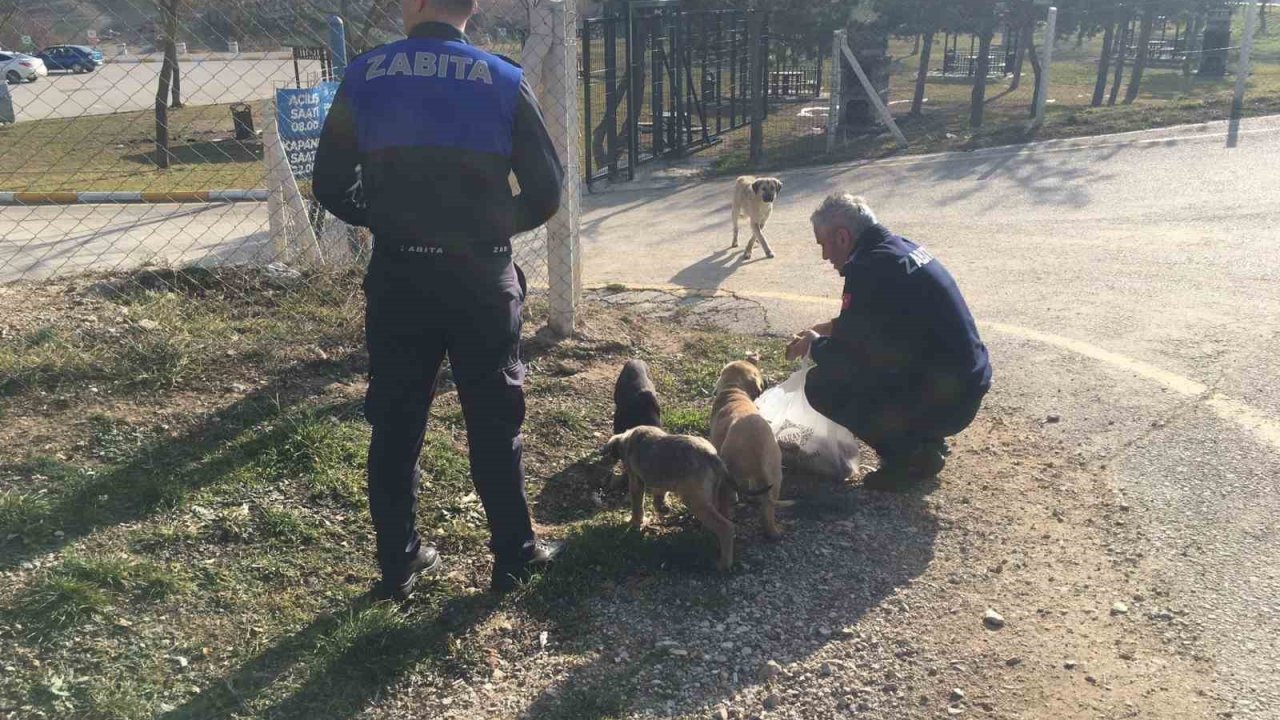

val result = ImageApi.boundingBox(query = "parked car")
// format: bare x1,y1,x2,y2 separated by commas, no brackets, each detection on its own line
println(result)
0,52,48,84
36,45,103,74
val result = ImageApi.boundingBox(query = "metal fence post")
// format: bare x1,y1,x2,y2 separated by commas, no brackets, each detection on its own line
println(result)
827,29,844,153
327,15,348,80
748,9,765,166
527,0,582,337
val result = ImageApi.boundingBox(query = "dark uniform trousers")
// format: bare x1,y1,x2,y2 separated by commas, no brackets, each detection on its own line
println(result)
363,253,535,579
805,366,986,466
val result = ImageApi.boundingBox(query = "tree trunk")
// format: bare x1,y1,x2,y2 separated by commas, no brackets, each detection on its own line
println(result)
1010,18,1032,90
1027,31,1042,116
155,61,172,168
970,29,994,128
911,29,934,116
1093,20,1116,106
912,33,921,56
166,39,182,108
1181,13,1202,88
1108,10,1130,106
1262,0,1270,35
154,0,180,168
1124,6,1157,104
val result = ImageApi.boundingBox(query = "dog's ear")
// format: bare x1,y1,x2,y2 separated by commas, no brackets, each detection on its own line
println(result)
770,179,783,194
745,352,761,367
751,179,764,194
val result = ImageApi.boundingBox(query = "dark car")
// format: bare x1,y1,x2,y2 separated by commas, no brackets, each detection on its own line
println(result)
36,45,103,74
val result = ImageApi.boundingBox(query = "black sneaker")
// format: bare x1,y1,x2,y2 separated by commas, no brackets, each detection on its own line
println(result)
861,461,914,492
908,445,947,480
490,542,561,593
374,546,441,603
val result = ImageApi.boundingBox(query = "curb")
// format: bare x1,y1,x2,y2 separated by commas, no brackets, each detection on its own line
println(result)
0,190,267,205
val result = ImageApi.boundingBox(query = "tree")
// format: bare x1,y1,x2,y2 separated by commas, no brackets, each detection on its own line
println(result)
911,28,934,115
155,0,183,169
1123,4,1157,103
1261,0,1270,34
969,26,995,126
959,0,1000,127
1092,14,1117,106
1108,6,1131,105
1005,0,1043,93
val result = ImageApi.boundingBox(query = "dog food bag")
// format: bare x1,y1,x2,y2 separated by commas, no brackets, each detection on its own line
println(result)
755,363,860,480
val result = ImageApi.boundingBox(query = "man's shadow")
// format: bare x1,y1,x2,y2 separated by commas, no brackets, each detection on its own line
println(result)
155,590,502,719
518,466,940,719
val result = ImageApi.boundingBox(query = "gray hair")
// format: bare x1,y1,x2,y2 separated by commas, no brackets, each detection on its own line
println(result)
810,193,878,236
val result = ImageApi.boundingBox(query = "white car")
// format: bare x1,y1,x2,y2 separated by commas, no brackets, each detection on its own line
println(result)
1,51,48,84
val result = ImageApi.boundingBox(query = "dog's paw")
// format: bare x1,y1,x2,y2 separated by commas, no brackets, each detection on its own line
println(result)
765,252,775,259
742,252,752,260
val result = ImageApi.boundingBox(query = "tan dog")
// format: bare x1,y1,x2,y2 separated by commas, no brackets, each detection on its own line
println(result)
602,426,768,571
710,356,787,540
731,176,783,260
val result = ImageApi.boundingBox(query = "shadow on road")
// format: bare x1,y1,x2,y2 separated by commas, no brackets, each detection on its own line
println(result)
669,247,763,291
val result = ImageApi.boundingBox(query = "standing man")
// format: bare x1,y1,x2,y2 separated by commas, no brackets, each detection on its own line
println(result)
313,0,564,600
787,194,991,492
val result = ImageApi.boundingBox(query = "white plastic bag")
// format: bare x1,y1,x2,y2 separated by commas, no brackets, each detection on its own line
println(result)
755,362,860,480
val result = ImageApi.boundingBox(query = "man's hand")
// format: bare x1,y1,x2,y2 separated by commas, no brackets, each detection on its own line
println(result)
786,329,820,361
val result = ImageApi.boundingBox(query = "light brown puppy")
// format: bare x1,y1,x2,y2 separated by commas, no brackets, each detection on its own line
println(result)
710,356,787,540
602,426,767,571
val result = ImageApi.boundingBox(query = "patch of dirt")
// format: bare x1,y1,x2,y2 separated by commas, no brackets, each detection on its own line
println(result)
406,400,1220,720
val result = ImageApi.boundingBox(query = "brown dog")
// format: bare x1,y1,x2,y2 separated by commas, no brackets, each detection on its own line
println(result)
710,356,787,540
602,426,768,570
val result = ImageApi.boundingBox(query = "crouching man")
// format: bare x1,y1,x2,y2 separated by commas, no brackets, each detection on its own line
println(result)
786,193,992,491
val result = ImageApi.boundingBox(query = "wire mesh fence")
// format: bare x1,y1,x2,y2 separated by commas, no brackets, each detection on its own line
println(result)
0,0,582,401
579,8,831,184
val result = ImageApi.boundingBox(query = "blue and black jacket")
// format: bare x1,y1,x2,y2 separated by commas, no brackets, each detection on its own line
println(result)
810,224,992,407
313,22,563,256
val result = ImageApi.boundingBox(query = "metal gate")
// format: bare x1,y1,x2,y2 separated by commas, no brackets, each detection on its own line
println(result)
582,4,768,184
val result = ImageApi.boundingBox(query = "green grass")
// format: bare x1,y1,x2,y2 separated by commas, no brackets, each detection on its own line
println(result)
0,268,363,403
0,270,804,719
10,555,190,640
0,100,272,193
662,406,710,436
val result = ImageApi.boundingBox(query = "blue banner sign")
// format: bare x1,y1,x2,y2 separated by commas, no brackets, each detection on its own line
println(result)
276,82,338,180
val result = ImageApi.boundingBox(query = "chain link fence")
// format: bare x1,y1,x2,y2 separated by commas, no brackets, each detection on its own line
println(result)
0,0,582,402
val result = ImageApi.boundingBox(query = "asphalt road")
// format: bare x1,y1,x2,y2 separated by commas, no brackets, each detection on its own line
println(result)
0,202,272,281
581,115,1280,717
5,56,318,121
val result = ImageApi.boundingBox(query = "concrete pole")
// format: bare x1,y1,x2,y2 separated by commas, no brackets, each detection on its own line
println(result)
826,29,844,153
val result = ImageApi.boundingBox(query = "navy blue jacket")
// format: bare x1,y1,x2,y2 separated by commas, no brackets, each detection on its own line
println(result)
312,22,563,257
810,225,991,405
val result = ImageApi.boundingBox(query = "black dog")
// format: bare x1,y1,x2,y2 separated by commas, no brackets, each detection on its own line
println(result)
613,359,661,434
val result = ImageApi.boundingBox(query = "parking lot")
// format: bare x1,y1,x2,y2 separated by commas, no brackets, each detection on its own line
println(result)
4,54,320,121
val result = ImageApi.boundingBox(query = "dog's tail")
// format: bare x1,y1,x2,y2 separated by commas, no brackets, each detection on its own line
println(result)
716,459,772,498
